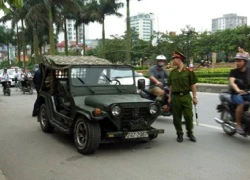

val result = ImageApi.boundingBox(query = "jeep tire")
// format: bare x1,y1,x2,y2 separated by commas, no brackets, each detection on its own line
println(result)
39,104,54,133
74,117,101,154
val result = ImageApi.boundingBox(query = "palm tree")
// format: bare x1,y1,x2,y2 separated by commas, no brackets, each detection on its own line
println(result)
25,0,48,63
1,1,30,67
0,0,23,12
55,1,81,55
91,0,123,58
126,0,142,64
74,0,98,56
24,0,79,56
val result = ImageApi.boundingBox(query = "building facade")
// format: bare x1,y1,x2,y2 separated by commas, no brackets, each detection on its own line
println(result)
130,13,154,41
212,14,247,32
66,19,89,44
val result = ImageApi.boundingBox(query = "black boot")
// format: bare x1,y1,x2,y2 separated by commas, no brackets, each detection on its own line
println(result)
187,133,196,142
177,134,183,143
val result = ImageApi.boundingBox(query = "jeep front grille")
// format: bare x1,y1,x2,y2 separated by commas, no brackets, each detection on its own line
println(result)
120,106,149,130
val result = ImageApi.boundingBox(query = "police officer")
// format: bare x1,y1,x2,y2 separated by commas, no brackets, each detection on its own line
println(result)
149,55,168,101
168,51,198,142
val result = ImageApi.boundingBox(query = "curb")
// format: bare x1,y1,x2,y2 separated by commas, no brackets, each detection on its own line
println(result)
0,170,7,180
196,83,228,93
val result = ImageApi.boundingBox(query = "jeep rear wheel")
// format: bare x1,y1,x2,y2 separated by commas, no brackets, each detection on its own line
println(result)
38,104,54,133
74,117,101,154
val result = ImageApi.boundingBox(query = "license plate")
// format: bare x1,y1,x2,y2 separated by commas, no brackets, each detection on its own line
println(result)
125,131,149,139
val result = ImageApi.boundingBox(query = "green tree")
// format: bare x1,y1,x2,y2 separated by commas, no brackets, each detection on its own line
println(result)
90,0,123,58
0,0,23,12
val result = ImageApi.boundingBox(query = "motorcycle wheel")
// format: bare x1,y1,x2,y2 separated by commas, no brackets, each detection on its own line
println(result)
221,110,236,136
29,88,33,95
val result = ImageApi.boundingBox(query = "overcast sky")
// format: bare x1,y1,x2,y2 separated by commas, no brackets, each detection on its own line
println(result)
87,0,250,39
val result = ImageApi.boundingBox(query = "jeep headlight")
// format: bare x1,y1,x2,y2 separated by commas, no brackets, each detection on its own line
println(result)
149,103,158,115
111,105,122,117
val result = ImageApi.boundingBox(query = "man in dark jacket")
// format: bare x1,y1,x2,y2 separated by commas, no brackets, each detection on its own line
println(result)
229,55,250,135
32,64,42,117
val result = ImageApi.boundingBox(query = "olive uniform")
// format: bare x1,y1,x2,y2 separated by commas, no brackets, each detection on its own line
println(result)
168,66,198,136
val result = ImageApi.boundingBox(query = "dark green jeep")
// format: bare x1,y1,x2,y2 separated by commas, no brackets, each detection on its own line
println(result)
37,55,164,154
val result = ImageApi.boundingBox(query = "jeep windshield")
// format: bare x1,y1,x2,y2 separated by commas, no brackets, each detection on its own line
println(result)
70,66,135,87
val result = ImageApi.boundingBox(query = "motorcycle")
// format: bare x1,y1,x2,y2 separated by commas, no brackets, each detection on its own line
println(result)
1,81,11,96
137,79,172,116
21,79,33,95
215,91,250,137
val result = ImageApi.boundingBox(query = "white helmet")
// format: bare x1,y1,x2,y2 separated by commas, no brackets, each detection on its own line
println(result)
156,55,167,61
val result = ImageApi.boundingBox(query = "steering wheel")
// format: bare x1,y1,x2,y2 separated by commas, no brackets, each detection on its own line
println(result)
112,78,121,85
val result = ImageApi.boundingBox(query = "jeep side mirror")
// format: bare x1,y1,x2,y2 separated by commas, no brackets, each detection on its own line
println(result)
137,79,145,90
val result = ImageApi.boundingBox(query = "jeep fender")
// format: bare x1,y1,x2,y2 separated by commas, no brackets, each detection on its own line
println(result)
73,109,107,121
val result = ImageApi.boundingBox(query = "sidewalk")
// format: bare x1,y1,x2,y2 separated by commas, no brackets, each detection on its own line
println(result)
0,170,7,180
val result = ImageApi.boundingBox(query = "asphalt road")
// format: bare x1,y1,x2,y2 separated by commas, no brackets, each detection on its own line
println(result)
0,88,250,180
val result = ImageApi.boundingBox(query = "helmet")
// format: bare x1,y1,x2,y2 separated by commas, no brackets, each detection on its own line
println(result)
156,55,167,61
234,54,249,62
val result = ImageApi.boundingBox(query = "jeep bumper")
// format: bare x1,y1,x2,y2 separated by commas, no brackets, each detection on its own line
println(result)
106,128,164,139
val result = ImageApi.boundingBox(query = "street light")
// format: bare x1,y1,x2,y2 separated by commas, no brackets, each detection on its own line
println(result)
181,25,195,65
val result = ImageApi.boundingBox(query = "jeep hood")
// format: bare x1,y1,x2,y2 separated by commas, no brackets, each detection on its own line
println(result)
74,94,152,108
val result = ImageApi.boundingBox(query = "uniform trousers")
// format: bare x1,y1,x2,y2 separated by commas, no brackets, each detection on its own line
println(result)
172,93,193,135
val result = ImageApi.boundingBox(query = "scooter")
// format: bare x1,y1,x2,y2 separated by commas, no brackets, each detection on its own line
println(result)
137,79,172,116
21,79,33,95
1,81,11,96
214,92,250,137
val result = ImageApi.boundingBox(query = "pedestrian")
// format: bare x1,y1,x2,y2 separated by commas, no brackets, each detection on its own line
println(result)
189,60,194,69
32,64,42,117
237,45,249,58
168,51,198,142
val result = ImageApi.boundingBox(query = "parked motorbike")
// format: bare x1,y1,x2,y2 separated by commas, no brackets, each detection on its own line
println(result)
1,81,11,96
137,79,172,116
215,91,250,137
21,79,33,95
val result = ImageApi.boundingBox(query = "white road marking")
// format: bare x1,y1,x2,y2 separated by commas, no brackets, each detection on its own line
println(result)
160,117,223,130
197,92,219,96
195,123,222,130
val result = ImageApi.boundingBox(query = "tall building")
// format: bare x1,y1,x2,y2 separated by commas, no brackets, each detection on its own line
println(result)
130,13,154,41
212,14,247,32
66,19,89,44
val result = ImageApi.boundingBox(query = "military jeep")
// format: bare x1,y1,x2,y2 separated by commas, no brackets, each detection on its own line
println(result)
37,55,164,154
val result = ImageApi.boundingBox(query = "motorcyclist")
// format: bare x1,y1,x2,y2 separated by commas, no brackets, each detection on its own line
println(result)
229,54,250,135
20,68,32,88
149,55,168,101
13,67,21,85
1,68,9,91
